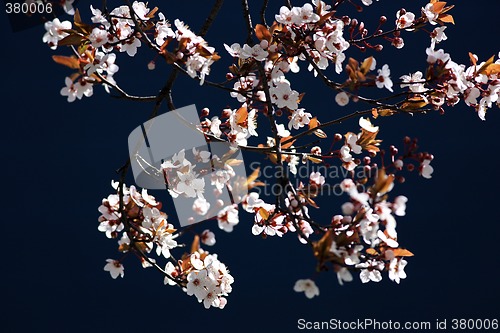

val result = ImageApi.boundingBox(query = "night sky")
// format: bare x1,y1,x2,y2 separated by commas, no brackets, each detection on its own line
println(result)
2,1,499,332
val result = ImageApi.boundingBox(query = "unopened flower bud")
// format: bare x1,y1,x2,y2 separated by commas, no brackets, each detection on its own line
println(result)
201,108,210,117
394,159,404,169
260,39,269,49
147,61,156,70
342,16,351,25
379,16,387,23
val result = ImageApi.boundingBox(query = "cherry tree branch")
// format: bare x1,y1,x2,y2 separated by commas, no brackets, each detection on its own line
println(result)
260,0,269,26
199,0,225,37
95,72,157,102
241,0,254,45
301,50,396,109
348,19,425,45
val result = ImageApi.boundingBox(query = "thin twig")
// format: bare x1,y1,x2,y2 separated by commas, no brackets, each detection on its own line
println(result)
95,72,157,101
302,50,396,109
260,0,269,26
242,0,254,45
199,0,225,37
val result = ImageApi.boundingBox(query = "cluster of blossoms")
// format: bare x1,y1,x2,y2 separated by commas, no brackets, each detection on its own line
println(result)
43,1,219,102
98,181,178,259
98,181,233,309
35,0,499,307
399,47,500,120
242,191,313,243
289,120,435,296
166,250,234,309
203,104,259,147
160,146,245,231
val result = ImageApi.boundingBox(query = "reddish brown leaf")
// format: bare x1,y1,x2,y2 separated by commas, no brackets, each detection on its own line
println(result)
308,116,319,130
190,235,200,253
438,14,454,24
392,248,414,257
146,7,159,19
317,12,335,26
57,33,85,46
477,55,496,74
244,167,260,187
74,8,82,24
306,155,323,164
432,1,447,13
483,64,500,76
258,207,269,220
360,56,374,74
468,52,477,66
280,136,296,150
235,104,248,126
52,55,80,69
255,24,272,42
400,96,429,111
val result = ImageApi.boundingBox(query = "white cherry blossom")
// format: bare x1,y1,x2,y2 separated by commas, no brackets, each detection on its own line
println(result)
426,45,450,64
355,260,384,283
289,108,312,130
396,11,415,29
336,267,353,285
241,44,269,61
335,92,350,106
431,26,448,44
376,64,394,92
388,258,408,284
400,71,426,93
42,18,71,50
421,159,434,179
104,259,124,279
193,197,211,216
270,81,299,110
217,205,239,232
201,229,216,246
293,279,320,298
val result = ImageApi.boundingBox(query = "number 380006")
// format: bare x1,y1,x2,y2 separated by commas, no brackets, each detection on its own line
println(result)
6,2,53,14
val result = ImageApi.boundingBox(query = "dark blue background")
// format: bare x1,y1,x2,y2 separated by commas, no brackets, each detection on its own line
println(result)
2,1,499,332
